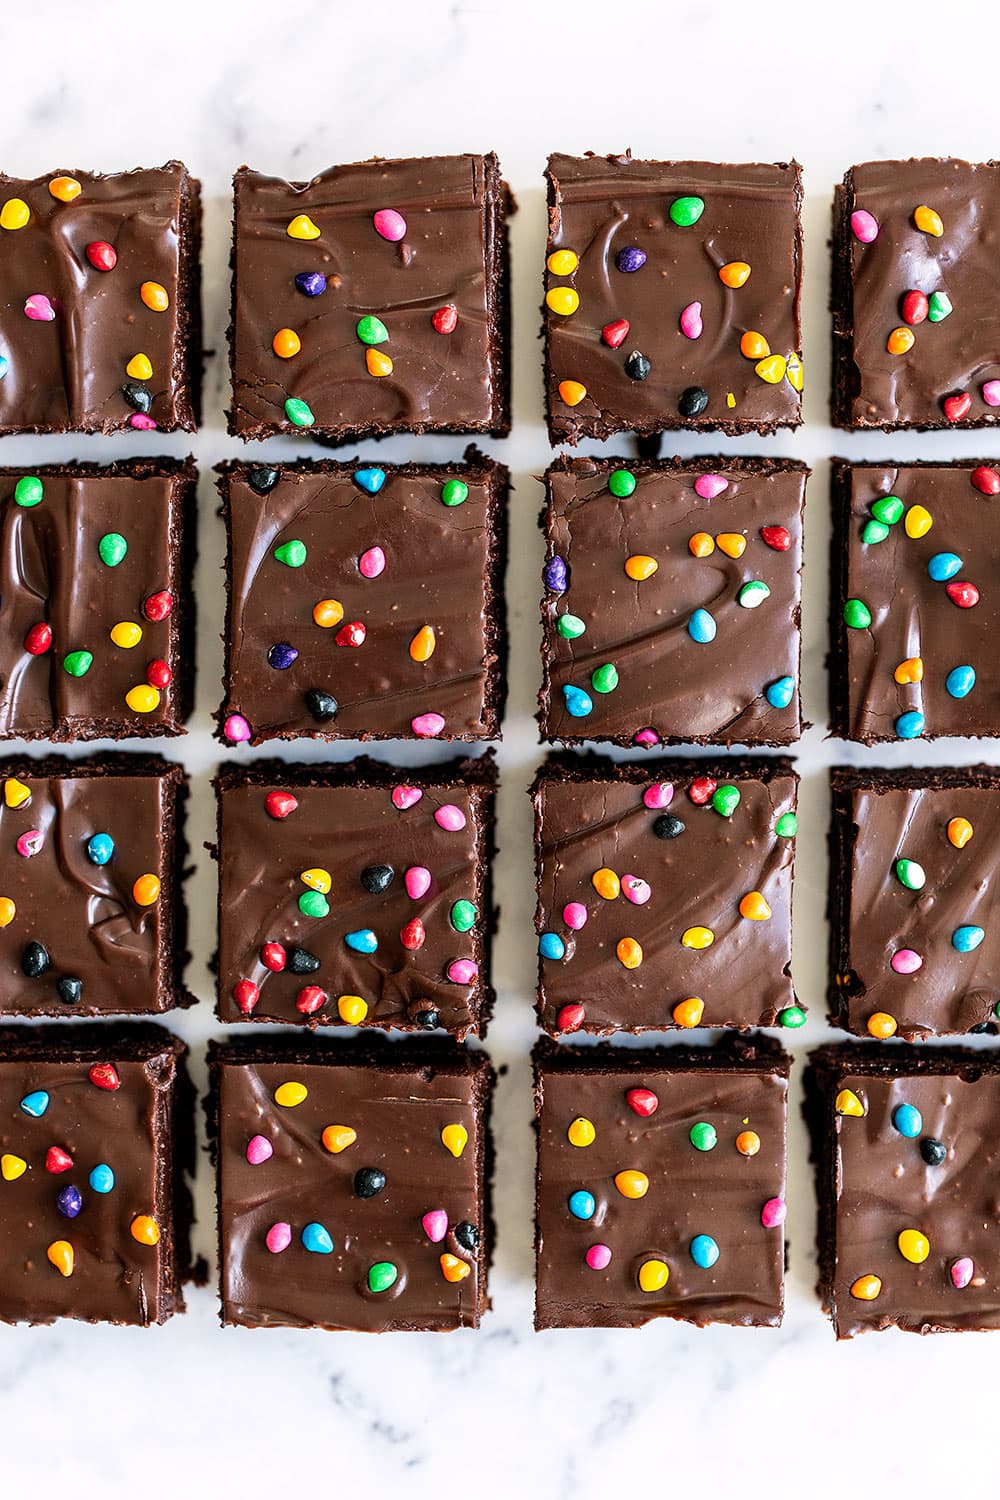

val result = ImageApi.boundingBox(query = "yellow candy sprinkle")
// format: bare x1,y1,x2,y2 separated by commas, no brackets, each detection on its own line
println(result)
441,1123,469,1159
546,286,580,316
322,1125,357,1154
898,1228,930,1265
689,532,715,558
558,379,587,407
736,1130,760,1157
904,504,932,538
887,327,915,356
287,213,321,240
313,598,344,629
547,249,579,276
682,925,715,950
615,1169,649,1199
48,176,82,203
624,554,658,581
47,1240,74,1277
740,331,770,359
673,996,704,1028
125,685,160,714
410,625,436,662
132,873,160,906
726,392,737,408
0,197,30,231
140,281,170,312
126,353,153,381
111,621,143,649
785,352,804,392
567,1117,596,1148
715,532,747,559
338,994,368,1024
638,1258,669,1292
4,777,31,809
1,1153,27,1181
867,1011,898,1040
835,1089,867,1118
0,897,15,928
719,260,751,288
850,1273,882,1301
272,327,301,359
274,1081,308,1107
592,867,621,900
617,937,643,969
130,1215,160,1246
914,204,943,237
948,817,974,849
894,656,924,685
300,867,332,894
366,347,393,377
739,891,772,921
755,354,788,385
440,1252,471,1283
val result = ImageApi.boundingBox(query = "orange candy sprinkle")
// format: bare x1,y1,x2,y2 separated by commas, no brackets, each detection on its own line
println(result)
716,532,747,559
592,867,621,900
366,348,393,377
887,326,915,355
867,1011,898,1039
850,1273,882,1301
48,176,82,203
617,937,643,969
625,554,658,580
140,281,170,312
718,261,751,288
948,817,974,849
740,331,770,360
614,1169,649,1199
47,1240,75,1277
894,656,924,684
312,599,344,629
130,1215,160,1246
689,532,715,558
440,1253,471,1283
673,996,704,1028
735,1130,761,1157
0,897,15,928
132,874,160,907
322,1125,357,1154
272,328,301,359
558,379,587,407
409,625,436,662
739,891,772,921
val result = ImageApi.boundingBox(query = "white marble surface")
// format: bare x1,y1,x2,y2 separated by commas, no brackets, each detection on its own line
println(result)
2,1,1000,1494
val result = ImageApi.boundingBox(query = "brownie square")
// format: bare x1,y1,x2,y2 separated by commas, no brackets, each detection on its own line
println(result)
830,459,1000,742
829,766,1000,1039
534,754,799,1036
0,753,188,1016
229,154,511,442
534,1035,789,1330
209,1036,493,1331
0,164,200,434
832,159,1000,430
218,454,507,744
214,755,495,1038
0,1023,192,1325
0,459,196,740
544,154,803,443
805,1043,1000,1336
540,456,807,747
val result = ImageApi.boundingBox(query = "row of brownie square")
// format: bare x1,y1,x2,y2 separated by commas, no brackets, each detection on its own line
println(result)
3,1024,997,1338
5,154,999,439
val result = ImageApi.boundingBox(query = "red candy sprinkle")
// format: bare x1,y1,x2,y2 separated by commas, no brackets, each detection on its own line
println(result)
688,777,717,806
265,791,298,820
296,985,327,1016
946,580,980,608
233,980,259,1014
143,590,173,622
900,289,928,326
146,659,171,688
400,918,426,951
761,525,792,552
24,622,52,655
944,393,972,423
556,1002,586,1032
431,304,458,334
335,621,367,648
88,1063,120,1091
85,240,117,272
626,1087,659,1117
601,318,630,349
971,466,1000,496
45,1146,73,1173
261,941,287,972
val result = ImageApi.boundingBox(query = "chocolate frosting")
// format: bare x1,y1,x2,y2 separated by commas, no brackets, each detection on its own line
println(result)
212,1042,490,1331
535,1039,788,1329
540,457,806,746
835,159,1000,429
220,458,505,743
230,155,510,440
535,757,797,1032
0,164,199,434
544,155,802,442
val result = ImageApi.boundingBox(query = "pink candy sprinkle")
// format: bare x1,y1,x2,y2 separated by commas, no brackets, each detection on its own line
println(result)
951,1255,974,1290
643,782,674,810
359,545,386,579
695,473,728,500
392,785,423,810
563,901,588,930
621,875,651,906
405,866,432,900
983,380,1000,407
373,208,407,242
679,300,703,340
265,1222,292,1254
421,1209,449,1243
16,830,43,859
24,293,55,321
851,209,879,244
760,1197,786,1229
891,948,923,975
223,712,252,744
633,727,660,748
434,804,467,832
447,958,478,985
246,1135,273,1166
586,1243,612,1271
412,712,445,738
129,413,157,430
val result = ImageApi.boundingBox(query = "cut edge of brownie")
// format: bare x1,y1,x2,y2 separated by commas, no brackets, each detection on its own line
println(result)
211,751,498,1037
0,1020,194,1325
205,1034,495,1330
215,447,508,746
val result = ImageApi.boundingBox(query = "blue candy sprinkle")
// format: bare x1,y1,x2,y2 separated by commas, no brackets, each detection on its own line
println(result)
765,676,795,709
568,1189,596,1221
562,684,593,718
345,928,378,954
353,467,386,494
896,710,925,740
294,271,327,297
946,665,976,699
892,1103,923,1138
86,832,115,866
89,1164,115,1194
20,1090,49,1118
544,555,568,593
690,1233,720,1269
928,551,963,582
952,925,985,953
539,932,566,960
56,1185,83,1219
301,1222,334,1254
0,354,8,380
688,607,717,644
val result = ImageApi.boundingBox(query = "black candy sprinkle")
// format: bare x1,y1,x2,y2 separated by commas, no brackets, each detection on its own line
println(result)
360,864,395,894
415,1008,440,1031
454,1221,479,1252
652,815,685,839
121,381,153,413
55,976,82,1004
678,385,709,417
248,467,281,495
920,1137,947,1167
305,689,338,723
624,350,651,382
287,947,320,975
354,1167,387,1199
21,941,50,978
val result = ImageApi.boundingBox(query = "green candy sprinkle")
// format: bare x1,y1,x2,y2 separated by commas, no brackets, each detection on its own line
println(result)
711,784,741,818
927,291,953,323
689,1121,717,1152
844,598,872,629
862,520,890,545
356,315,389,346
284,397,314,428
670,195,705,227
871,495,904,526
367,1260,398,1293
608,468,636,498
450,900,477,933
591,663,619,694
778,1005,807,1029
298,890,330,919
62,650,93,678
98,532,128,567
557,614,586,640
895,858,926,891
274,539,307,568
441,479,469,508
775,812,797,838
14,476,43,508
738,580,770,609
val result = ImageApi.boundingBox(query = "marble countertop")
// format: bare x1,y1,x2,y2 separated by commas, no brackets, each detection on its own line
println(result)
1,0,998,1494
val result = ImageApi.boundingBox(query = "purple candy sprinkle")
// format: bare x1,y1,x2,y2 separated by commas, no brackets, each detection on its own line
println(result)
615,246,647,274
267,642,299,670
57,1184,83,1219
294,271,327,297
544,556,568,593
